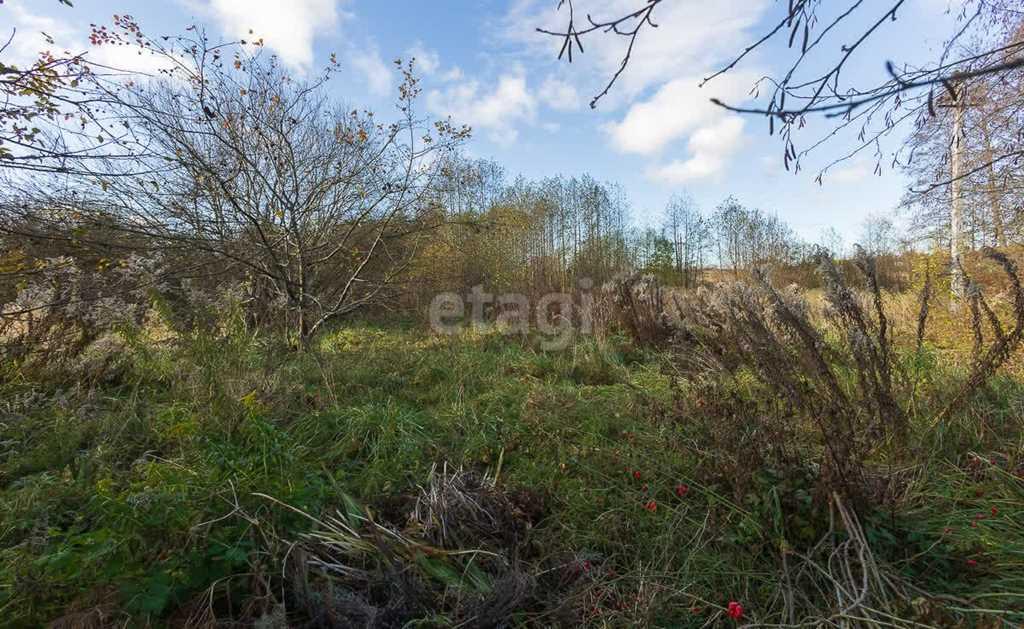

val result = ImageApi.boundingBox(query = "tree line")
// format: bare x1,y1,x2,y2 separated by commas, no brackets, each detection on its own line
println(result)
0,12,834,347
3,2,1023,349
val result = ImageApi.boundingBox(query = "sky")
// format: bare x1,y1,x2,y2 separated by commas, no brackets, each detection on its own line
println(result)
4,0,966,245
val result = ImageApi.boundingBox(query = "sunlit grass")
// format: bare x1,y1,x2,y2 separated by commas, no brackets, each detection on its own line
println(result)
1,322,1022,626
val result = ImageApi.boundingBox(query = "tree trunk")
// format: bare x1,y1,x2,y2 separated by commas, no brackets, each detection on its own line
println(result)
982,121,1006,247
950,86,967,309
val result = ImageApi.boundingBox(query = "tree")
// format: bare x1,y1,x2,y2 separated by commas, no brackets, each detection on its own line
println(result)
711,198,801,278
539,1,1024,180
662,193,710,288
641,232,675,283
0,1,132,175
2,20,468,343
860,214,897,259
902,20,1024,250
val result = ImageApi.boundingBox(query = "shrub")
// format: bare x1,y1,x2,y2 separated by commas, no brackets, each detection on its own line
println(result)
665,248,1024,505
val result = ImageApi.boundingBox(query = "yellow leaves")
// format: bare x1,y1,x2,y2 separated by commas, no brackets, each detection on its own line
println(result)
165,419,199,439
95,478,115,497
239,389,263,415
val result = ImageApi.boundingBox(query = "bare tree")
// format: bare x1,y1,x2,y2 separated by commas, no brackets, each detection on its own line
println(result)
662,193,709,288
903,19,1024,253
2,20,468,343
539,0,1024,181
712,197,800,278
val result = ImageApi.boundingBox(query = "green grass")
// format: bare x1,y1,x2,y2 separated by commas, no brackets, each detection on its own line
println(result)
1,324,1022,627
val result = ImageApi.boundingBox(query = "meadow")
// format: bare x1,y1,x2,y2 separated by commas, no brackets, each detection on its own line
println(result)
4,1,1024,626
2,267,1024,627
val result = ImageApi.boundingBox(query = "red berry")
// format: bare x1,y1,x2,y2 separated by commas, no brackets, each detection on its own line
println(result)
727,601,743,620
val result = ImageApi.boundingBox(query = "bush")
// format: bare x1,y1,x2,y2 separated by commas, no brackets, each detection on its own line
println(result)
665,249,1024,506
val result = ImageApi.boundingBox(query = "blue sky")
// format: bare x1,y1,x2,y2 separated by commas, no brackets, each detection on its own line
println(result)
5,0,964,245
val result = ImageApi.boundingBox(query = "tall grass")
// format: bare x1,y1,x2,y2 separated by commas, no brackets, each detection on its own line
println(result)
1,280,1023,626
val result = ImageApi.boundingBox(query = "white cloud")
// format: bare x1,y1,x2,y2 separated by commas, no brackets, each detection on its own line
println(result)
829,162,873,184
440,67,464,82
605,73,754,155
406,42,440,75
201,0,345,70
3,2,79,66
351,48,393,97
539,76,581,111
3,1,178,77
426,70,537,144
92,42,186,78
503,0,771,103
649,116,745,182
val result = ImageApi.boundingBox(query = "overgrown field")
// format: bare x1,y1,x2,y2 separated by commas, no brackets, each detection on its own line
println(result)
2,289,1024,627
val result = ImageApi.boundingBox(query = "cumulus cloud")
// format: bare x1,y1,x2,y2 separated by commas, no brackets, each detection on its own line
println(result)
200,0,346,70
426,70,537,144
4,1,179,77
648,117,746,183
605,72,754,154
351,47,394,97
538,76,581,111
3,2,78,66
406,42,441,75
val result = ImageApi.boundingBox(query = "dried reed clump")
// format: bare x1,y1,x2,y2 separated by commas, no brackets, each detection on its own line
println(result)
411,463,537,553
668,265,869,500
818,248,904,440
233,466,580,628
665,247,1024,504
773,493,949,626
931,248,1024,424
0,256,154,369
606,274,672,346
